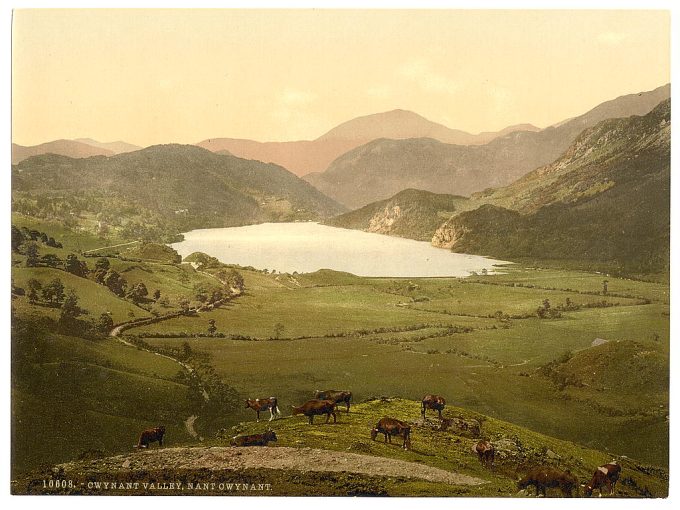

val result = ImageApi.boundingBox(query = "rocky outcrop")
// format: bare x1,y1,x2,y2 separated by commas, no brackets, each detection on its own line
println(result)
367,205,401,235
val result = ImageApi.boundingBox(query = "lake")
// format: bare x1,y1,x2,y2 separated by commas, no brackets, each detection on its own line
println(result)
170,222,509,277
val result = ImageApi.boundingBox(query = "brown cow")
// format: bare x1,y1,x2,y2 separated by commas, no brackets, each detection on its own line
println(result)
245,397,281,422
421,394,446,419
475,440,495,469
314,389,352,413
230,430,277,447
371,417,412,450
584,463,621,497
518,466,579,497
292,399,337,424
134,426,165,449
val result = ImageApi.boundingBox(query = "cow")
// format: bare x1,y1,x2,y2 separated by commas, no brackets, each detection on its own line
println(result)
370,417,412,450
584,463,621,497
475,440,495,469
134,426,165,449
245,397,281,422
292,399,337,424
421,394,446,420
230,430,278,447
314,390,352,413
518,466,579,497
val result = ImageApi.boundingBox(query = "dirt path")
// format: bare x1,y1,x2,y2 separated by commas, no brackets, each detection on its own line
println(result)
184,416,204,441
83,240,140,254
59,446,485,486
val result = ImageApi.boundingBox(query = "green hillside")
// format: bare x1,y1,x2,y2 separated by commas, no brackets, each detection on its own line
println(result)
325,189,466,240
435,99,670,273
12,144,345,236
14,398,668,497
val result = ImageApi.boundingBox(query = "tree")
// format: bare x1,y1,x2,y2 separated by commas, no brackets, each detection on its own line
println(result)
273,322,285,339
26,279,42,304
11,225,25,252
95,258,110,272
96,313,114,335
59,290,83,325
65,254,88,277
178,296,191,313
40,253,62,268
126,282,149,303
24,242,39,267
103,270,127,297
42,278,65,305
207,319,217,336
193,284,209,304
602,280,609,295
153,289,161,301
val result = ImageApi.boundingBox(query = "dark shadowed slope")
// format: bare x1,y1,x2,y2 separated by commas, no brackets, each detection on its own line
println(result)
433,99,670,272
12,144,345,229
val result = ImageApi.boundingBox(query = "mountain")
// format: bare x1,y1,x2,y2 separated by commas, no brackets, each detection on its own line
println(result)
12,140,115,165
432,98,670,272
196,111,539,177
12,144,346,229
74,138,141,154
304,84,670,209
326,189,467,241
316,109,539,145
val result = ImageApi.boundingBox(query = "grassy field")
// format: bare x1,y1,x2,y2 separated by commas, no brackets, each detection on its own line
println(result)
218,398,668,497
135,267,669,467
10,214,670,480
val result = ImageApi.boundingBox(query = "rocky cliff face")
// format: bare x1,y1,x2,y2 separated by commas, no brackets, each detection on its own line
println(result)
431,220,469,249
367,205,401,235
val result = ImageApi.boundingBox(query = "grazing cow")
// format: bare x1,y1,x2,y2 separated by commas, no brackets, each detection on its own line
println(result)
421,394,446,420
292,399,337,424
245,397,281,422
518,466,579,497
314,390,352,413
371,417,412,450
475,440,495,469
584,463,621,497
134,426,165,449
230,430,278,447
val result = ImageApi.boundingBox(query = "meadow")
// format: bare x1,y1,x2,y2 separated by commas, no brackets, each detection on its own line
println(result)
10,212,670,478
137,266,669,467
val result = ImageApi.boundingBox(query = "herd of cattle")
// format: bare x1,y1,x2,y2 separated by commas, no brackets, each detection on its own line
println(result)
135,391,622,497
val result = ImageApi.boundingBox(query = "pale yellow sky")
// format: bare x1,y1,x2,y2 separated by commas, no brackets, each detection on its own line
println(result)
12,9,670,147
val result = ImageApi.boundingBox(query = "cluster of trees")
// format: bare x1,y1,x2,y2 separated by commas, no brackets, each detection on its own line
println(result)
536,299,563,319
12,225,63,252
24,276,115,336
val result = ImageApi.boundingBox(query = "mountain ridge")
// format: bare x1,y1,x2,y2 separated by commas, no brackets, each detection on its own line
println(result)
305,84,670,209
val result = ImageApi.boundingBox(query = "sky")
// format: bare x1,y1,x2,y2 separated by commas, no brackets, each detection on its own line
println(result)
11,9,670,147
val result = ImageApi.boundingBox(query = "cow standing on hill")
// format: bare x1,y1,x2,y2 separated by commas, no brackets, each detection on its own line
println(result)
230,430,277,447
314,390,352,413
475,440,495,469
518,466,579,497
421,394,446,420
292,399,337,424
584,463,621,497
245,397,281,422
134,426,165,449
371,417,412,450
